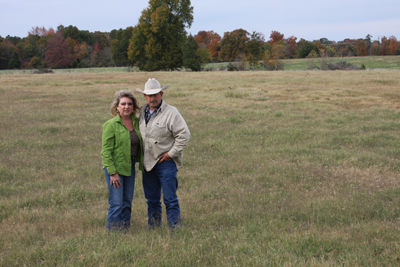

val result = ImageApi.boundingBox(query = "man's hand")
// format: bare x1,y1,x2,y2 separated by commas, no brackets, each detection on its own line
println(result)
158,152,172,164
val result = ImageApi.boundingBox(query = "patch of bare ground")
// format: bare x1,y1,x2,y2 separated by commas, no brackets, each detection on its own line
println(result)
330,166,400,192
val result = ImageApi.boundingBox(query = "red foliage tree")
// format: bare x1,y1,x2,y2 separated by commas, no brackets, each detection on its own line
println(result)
28,26,54,36
194,31,208,47
284,36,298,58
378,36,390,55
355,39,368,56
388,36,399,55
194,31,221,59
44,32,76,68
268,31,284,46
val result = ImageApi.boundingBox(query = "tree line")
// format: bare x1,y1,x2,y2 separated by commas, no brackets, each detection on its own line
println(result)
1,0,399,71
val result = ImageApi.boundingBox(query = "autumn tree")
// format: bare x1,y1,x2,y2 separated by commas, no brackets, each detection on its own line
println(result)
388,36,399,55
262,48,284,70
194,31,207,47
44,32,76,68
270,40,288,61
128,0,194,71
378,36,390,55
355,39,368,56
268,31,284,46
28,26,54,36
218,28,249,62
194,30,221,59
284,36,297,58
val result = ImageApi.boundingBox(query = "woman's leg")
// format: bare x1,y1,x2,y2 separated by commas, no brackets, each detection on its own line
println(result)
105,168,124,230
120,162,136,229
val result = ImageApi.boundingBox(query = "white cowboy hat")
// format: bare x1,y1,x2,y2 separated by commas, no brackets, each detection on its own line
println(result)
136,78,169,95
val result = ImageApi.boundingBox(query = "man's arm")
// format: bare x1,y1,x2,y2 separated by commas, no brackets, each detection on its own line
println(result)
166,111,190,159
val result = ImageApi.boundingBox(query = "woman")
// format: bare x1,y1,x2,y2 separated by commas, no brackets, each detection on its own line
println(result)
101,90,143,230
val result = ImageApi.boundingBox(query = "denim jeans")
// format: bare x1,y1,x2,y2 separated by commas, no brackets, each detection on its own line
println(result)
105,161,135,230
142,160,181,228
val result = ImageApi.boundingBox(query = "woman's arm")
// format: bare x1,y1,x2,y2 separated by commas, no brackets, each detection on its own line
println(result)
101,121,117,174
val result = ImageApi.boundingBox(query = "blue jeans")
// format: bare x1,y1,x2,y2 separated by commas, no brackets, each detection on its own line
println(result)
142,160,181,228
105,162,135,230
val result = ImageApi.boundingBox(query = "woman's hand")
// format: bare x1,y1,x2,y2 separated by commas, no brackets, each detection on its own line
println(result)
110,173,121,188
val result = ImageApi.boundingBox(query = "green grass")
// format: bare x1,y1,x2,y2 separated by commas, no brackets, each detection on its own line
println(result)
282,55,400,70
1,70,400,266
202,55,400,71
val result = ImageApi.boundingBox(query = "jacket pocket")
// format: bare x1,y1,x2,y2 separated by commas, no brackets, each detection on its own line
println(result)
153,123,169,141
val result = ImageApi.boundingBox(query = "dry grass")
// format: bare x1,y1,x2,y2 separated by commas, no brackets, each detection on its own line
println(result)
1,70,400,266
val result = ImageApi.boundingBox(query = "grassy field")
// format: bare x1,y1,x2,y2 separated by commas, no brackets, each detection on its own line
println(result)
0,55,399,74
1,69,400,266
282,55,400,71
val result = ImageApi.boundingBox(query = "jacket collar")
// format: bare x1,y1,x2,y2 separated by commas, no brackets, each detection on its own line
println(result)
145,99,164,114
115,113,135,124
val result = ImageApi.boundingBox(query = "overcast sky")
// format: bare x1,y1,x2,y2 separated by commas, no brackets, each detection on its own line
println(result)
1,0,399,42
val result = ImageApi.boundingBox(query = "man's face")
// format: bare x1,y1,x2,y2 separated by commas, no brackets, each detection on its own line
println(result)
144,91,163,110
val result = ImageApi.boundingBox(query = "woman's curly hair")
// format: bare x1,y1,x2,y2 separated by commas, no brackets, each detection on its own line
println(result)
110,90,140,117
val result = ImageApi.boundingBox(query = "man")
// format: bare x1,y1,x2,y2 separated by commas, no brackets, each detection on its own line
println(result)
136,78,190,229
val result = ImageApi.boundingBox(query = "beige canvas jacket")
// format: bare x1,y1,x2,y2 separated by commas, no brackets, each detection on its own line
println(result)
139,100,190,172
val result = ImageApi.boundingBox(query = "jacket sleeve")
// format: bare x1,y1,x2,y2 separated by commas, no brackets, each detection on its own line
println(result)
167,111,190,159
133,116,144,172
101,120,116,173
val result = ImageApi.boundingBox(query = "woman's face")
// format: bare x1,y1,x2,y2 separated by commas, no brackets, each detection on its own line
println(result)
117,97,133,117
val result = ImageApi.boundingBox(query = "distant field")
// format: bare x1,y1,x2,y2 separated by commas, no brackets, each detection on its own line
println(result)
1,70,400,266
282,55,400,70
0,55,399,74
204,55,400,71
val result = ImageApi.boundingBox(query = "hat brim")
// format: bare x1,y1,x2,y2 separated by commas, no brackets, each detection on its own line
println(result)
136,85,169,95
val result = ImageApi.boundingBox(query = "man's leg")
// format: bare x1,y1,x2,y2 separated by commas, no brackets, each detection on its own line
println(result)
157,160,181,228
142,169,162,228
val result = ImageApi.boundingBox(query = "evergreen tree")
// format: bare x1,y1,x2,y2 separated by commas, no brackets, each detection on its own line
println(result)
182,35,201,71
111,27,134,66
246,31,264,69
8,51,21,69
0,43,12,69
128,0,194,71
298,41,318,58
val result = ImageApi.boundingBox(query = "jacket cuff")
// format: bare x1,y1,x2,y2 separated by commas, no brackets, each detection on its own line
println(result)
105,165,116,174
168,148,178,158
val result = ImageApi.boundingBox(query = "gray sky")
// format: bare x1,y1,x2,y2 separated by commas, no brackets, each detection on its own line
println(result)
1,0,399,42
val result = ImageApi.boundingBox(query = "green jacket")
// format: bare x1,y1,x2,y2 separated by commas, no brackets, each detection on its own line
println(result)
101,114,144,176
